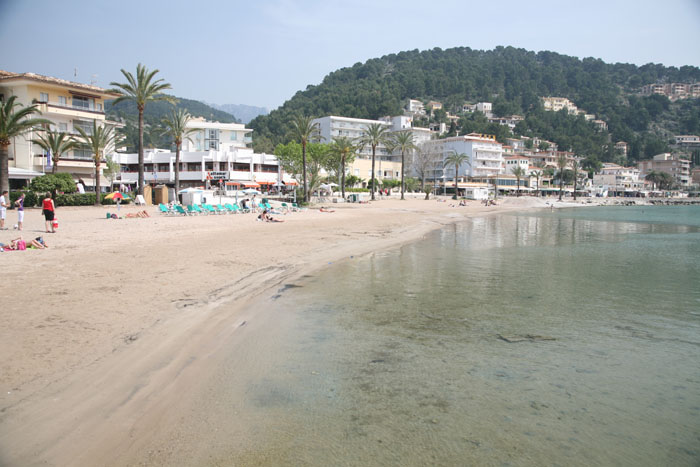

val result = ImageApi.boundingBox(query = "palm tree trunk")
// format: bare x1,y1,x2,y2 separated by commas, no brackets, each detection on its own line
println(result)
94,154,101,206
371,146,376,201
341,157,346,199
302,141,308,203
52,155,58,174
559,179,563,201
175,144,181,194
0,144,9,194
400,151,405,200
454,163,459,199
138,107,145,195
516,177,520,197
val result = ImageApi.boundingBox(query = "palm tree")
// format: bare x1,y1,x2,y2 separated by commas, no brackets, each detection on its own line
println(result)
75,121,121,205
358,123,390,201
0,96,50,193
110,64,175,195
571,159,581,200
531,169,543,197
161,109,196,194
556,153,569,201
331,136,357,199
512,166,526,197
392,130,417,200
32,129,81,174
443,151,470,200
290,115,319,203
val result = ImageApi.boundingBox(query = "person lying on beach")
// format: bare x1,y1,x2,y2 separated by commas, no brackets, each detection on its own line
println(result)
319,207,335,213
125,210,150,218
258,209,284,223
3,237,47,250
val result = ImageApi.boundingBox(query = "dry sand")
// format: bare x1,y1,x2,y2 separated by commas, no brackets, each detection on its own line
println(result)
0,195,592,464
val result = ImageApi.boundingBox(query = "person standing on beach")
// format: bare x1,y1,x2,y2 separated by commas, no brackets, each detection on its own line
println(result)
0,190,8,230
42,193,56,233
14,193,25,231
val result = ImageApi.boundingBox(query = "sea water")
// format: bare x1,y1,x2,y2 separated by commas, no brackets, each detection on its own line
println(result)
210,206,700,466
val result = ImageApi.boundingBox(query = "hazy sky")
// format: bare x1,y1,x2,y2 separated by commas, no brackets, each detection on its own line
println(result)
2,0,699,111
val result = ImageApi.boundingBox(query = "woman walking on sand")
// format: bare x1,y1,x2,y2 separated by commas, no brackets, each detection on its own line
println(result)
42,193,56,233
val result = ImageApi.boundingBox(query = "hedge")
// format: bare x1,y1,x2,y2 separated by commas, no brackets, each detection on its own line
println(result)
9,191,131,207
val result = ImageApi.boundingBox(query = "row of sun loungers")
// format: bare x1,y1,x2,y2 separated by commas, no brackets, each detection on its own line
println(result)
158,202,304,216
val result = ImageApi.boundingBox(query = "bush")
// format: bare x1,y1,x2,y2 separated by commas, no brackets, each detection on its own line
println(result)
29,173,77,195
345,188,370,192
54,193,96,206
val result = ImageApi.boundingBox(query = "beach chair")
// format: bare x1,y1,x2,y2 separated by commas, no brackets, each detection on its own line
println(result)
187,205,199,215
281,202,292,213
158,203,172,215
202,204,218,215
194,204,206,215
216,204,229,214
235,202,249,213
223,203,237,214
292,203,306,212
175,205,189,216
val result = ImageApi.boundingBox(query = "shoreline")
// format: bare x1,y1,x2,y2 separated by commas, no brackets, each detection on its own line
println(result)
0,195,683,463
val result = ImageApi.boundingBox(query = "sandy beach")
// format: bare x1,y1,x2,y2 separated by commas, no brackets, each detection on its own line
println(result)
0,195,638,464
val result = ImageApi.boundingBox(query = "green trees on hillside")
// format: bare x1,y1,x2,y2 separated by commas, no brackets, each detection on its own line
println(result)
250,46,700,164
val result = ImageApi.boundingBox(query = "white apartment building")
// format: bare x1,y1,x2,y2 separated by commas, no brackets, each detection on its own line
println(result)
115,120,293,190
182,117,252,152
0,70,120,190
420,133,504,182
312,115,436,183
592,163,645,196
638,153,691,187
504,155,530,174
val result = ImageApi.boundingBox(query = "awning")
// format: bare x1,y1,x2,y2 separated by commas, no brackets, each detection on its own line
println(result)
225,181,241,186
9,167,44,179
257,181,274,185
284,180,298,185
243,182,259,188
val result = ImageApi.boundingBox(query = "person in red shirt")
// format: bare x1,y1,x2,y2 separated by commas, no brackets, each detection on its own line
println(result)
42,193,56,233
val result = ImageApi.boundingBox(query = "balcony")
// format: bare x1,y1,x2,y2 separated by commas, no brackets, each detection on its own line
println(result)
38,101,106,119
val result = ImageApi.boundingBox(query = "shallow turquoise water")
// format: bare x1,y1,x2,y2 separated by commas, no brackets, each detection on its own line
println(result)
222,206,700,466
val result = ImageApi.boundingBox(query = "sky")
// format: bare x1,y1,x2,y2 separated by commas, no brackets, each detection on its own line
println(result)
2,0,700,111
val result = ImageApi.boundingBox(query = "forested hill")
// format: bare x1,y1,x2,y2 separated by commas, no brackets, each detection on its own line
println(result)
106,95,237,125
250,46,700,161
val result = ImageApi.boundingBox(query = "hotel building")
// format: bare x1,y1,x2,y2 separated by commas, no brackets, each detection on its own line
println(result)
0,70,121,190
115,119,293,190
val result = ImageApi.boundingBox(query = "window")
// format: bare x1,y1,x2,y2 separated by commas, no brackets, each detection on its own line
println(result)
230,132,237,141
58,123,67,132
58,96,66,106
97,103,102,111
73,120,93,135
209,140,218,149
72,95,94,110
354,169,360,176
40,92,48,102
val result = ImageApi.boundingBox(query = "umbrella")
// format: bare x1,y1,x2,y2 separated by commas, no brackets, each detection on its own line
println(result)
242,188,261,195
178,188,204,194
105,191,130,200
